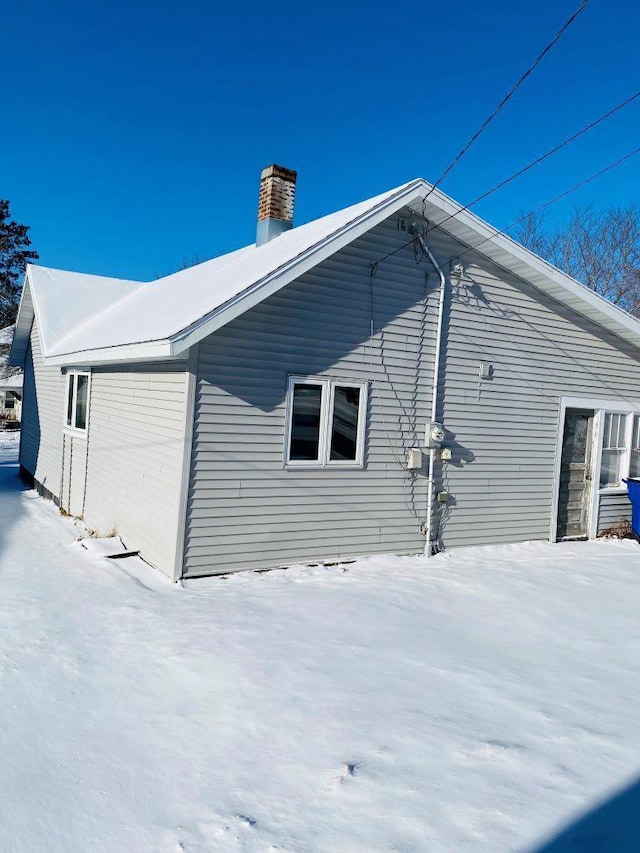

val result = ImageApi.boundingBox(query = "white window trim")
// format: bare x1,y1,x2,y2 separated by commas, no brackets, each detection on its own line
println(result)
64,370,91,436
284,376,368,469
597,410,636,494
551,396,640,543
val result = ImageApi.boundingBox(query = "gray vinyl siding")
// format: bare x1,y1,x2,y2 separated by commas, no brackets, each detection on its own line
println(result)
184,216,437,575
19,321,189,578
597,493,631,534
20,212,640,578
184,212,640,575
430,226,640,549
61,432,88,516
19,318,65,498
82,363,189,579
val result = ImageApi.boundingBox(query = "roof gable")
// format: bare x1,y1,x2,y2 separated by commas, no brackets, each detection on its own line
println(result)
11,177,640,366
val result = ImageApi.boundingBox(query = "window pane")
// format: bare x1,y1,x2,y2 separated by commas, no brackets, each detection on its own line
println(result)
330,386,360,461
564,415,589,463
74,375,88,430
603,412,627,450
289,384,322,461
630,416,640,478
66,375,74,426
600,449,624,488
612,413,621,447
604,413,615,448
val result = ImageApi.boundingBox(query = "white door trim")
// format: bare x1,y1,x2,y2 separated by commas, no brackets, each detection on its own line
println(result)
551,395,640,542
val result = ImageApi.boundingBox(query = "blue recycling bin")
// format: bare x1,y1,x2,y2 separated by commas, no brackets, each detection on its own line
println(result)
623,478,640,537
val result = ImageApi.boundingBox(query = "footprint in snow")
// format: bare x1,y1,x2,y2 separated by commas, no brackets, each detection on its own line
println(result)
452,740,526,765
167,813,257,850
326,761,359,792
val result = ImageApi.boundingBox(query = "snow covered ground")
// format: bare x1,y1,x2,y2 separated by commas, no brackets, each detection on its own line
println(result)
1,432,640,852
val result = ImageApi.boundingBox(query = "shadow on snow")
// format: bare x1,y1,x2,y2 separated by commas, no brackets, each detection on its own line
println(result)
530,775,640,852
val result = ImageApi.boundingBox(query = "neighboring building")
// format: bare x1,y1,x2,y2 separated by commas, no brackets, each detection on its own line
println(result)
9,168,640,580
0,326,22,424
0,377,23,422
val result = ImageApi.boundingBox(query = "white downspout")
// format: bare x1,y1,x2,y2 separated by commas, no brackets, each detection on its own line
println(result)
415,231,446,556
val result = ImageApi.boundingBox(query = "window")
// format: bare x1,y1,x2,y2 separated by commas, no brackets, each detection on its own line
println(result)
631,416,640,479
600,412,628,488
65,371,90,433
285,377,367,467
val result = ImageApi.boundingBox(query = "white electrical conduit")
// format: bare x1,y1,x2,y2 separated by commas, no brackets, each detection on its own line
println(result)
415,232,447,556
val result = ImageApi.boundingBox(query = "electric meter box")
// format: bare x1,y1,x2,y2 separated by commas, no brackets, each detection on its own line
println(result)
407,448,423,470
426,421,445,448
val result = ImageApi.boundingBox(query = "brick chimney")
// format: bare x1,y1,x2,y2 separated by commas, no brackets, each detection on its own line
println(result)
256,164,297,246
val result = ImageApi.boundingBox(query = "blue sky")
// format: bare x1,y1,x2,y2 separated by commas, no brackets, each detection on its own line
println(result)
2,0,639,280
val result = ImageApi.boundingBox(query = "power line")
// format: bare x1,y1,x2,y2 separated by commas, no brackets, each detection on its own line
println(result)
450,145,640,266
425,91,640,233
372,90,640,271
424,0,590,201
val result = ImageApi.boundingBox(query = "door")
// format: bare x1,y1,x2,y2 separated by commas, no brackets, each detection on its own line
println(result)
556,408,594,540
60,433,88,517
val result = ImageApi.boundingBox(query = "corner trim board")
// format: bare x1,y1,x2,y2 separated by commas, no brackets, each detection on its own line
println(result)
173,344,198,581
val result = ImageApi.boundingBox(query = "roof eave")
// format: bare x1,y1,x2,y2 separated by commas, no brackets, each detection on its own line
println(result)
44,339,178,367
8,268,35,367
168,180,428,356
17,177,640,366
421,187,640,353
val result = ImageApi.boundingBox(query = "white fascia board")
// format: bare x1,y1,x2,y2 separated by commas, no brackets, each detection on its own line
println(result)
8,270,35,366
44,339,177,367
168,183,427,355
424,188,640,346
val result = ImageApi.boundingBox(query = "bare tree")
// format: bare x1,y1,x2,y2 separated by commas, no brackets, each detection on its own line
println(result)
173,255,206,272
514,205,640,316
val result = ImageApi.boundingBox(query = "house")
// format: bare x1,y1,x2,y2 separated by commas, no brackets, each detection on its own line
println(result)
0,326,22,424
9,166,640,580
0,376,22,423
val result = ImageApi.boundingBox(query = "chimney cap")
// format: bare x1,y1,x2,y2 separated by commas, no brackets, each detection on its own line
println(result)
260,164,297,183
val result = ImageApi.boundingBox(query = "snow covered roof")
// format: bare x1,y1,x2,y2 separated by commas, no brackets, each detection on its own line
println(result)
0,325,15,346
11,178,640,366
0,373,22,390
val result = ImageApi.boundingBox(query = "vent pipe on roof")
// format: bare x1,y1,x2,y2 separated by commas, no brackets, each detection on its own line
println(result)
256,164,297,246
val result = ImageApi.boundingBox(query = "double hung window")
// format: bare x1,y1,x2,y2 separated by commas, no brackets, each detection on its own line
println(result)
597,410,640,489
65,371,90,433
630,416,640,479
285,377,367,467
599,412,628,488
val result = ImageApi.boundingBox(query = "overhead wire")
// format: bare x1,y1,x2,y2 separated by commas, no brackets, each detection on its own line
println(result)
371,90,640,272
423,0,590,201
446,145,640,267
440,90,640,230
